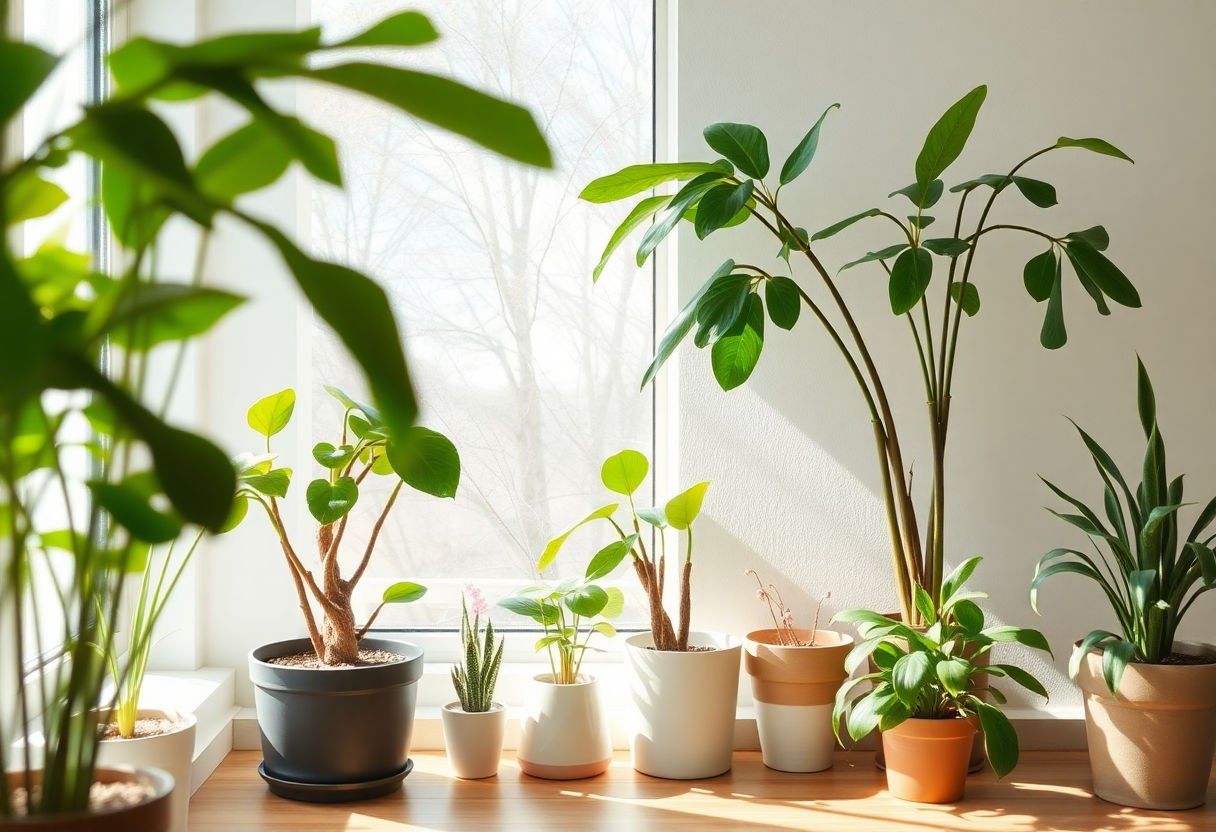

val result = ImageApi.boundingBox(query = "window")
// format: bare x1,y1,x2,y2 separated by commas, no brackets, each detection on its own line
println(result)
302,0,656,626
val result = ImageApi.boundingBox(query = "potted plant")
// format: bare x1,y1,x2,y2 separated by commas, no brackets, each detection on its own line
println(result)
834,558,1051,803
581,86,1138,629
233,387,456,801
442,587,506,780
1031,360,1216,810
540,450,737,779
498,567,623,779
743,572,850,773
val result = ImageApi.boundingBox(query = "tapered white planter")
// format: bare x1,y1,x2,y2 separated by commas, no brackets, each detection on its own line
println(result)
744,629,852,772
441,702,505,779
624,631,741,779
517,674,611,779
96,708,196,832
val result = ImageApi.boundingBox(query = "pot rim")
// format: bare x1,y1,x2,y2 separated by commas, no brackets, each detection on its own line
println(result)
442,701,505,714
3,766,174,822
248,636,424,670
882,715,978,739
530,672,598,687
744,628,854,649
93,708,197,745
1072,638,1216,666
624,630,740,654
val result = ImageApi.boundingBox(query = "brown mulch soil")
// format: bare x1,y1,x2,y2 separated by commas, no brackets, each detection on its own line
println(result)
9,780,154,816
99,716,180,741
266,648,406,669
1159,651,1216,666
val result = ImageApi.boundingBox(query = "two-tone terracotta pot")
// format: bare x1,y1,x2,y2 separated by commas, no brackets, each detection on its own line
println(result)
517,674,612,780
881,717,976,803
96,709,196,832
441,702,505,779
4,766,173,831
744,628,852,772
1076,640,1216,810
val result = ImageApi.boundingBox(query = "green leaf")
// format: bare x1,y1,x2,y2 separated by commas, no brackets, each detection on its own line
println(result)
585,537,636,581
921,237,970,258
306,63,551,167
914,586,938,625
240,467,291,498
641,260,734,388
580,161,730,204
949,173,1010,194
991,664,1048,700
695,180,755,239
102,284,245,349
889,179,943,209
636,172,725,266
1136,356,1156,438
196,117,338,201
386,427,460,498
703,122,769,178
764,276,801,330
601,449,649,496
88,480,182,544
592,195,669,282
953,600,984,633
1066,226,1110,251
538,503,618,571
312,442,354,470
974,700,1019,778
326,385,382,425
1023,248,1056,302
1011,176,1057,208
909,214,935,230
0,41,57,125
1102,639,1137,696
711,294,764,390
499,596,559,625
666,481,710,531
949,282,980,316
810,208,879,242
693,274,751,344
941,556,982,603
1056,136,1133,163
780,103,839,185
936,657,971,695
334,11,439,47
5,175,68,225
848,685,895,743
565,584,609,618
1040,261,1067,349
1068,629,1121,679
891,651,932,706
107,31,322,94
305,476,359,524
591,621,617,639
382,581,427,604
983,625,1053,656
635,507,667,528
247,389,296,438
601,587,626,619
840,243,908,273
915,85,987,185
1063,240,1140,308
888,247,932,315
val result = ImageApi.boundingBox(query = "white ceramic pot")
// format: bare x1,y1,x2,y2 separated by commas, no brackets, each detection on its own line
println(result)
441,702,505,779
624,631,741,779
517,674,612,779
96,708,196,832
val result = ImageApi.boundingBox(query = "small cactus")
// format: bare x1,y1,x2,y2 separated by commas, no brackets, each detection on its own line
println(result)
451,597,504,712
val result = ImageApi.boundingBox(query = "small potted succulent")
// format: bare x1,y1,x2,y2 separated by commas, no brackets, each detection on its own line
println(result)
540,450,736,779
1032,360,1216,810
236,387,458,801
442,587,506,779
834,558,1051,803
743,572,850,772
498,565,623,779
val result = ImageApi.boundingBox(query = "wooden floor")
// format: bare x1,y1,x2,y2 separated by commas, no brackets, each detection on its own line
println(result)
191,750,1214,831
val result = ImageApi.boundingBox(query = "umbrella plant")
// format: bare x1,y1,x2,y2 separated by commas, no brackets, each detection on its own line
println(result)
582,85,1138,624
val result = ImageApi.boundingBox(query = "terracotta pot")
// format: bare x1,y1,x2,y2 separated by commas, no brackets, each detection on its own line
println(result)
1076,640,1216,810
441,702,505,779
624,631,741,779
882,717,976,803
4,766,173,831
517,674,611,780
743,628,852,772
96,709,195,832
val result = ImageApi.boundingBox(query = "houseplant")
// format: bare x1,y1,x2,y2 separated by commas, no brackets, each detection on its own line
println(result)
743,572,850,773
498,567,622,780
2,8,549,824
1031,360,1216,810
237,387,455,800
581,86,1138,627
834,558,1051,803
540,450,738,779
442,588,506,780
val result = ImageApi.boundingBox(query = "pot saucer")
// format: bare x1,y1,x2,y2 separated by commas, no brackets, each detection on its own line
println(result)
258,759,413,802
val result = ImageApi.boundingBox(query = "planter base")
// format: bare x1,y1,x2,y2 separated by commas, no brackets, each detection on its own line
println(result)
257,759,413,803
518,757,611,780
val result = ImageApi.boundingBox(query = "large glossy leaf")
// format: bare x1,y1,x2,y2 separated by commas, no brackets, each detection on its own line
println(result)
538,503,619,571
88,479,182,544
915,85,987,185
889,247,933,315
636,172,725,266
247,389,296,438
305,476,359,524
585,537,635,581
780,103,839,185
936,657,971,695
580,161,729,204
666,481,710,531
974,700,1019,777
710,294,764,390
5,175,68,225
950,282,980,316
982,625,1053,656
108,31,322,94
1010,176,1057,208
1056,136,1133,163
703,122,769,178
891,651,932,706
312,442,354,470
382,581,427,604
196,118,332,200
498,596,560,625
333,11,439,47
1066,226,1110,251
0,255,48,402
764,276,801,330
1040,262,1067,349
386,427,460,498
992,663,1049,700
641,259,734,388
1023,248,1056,302
1,42,57,124
694,180,754,239
592,195,669,281
1063,240,1140,308
810,208,879,242
601,449,649,496
101,284,244,348
921,237,970,258
600,587,625,619
889,179,943,209
565,584,609,618
240,467,291,498
694,273,750,344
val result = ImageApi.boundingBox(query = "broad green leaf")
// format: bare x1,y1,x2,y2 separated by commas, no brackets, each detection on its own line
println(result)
240,467,291,498
891,651,932,706
499,595,559,624
889,179,943,209
247,389,296,438
1011,176,1057,208
312,442,354,470
592,195,669,281
636,172,725,266
538,503,619,571
992,664,1049,700
936,657,971,695
974,700,1019,778
107,31,322,94
982,625,1053,656
694,274,751,344
196,118,336,201
910,214,935,230
1023,248,1056,302
1063,240,1140,308
888,247,932,315
694,180,754,239
764,276,801,330
0,41,57,125
847,685,896,743
840,243,908,273
102,284,245,348
953,599,984,633
565,584,609,618
810,208,879,242
921,237,970,258
635,507,667,528
579,161,729,204
334,11,438,47
601,449,649,496
1040,262,1067,349
306,63,551,167
382,581,427,604
1066,225,1109,251
915,85,987,185
5,175,68,225
585,537,636,581
1136,356,1156,438
950,282,980,316
600,586,626,619
88,480,182,544
326,385,382,425
914,586,937,625
591,621,617,638
666,481,710,530
1056,136,1133,163
711,294,764,390
949,173,1010,194
703,122,769,178
641,260,734,388
1102,639,1136,696
101,165,169,249
941,556,983,603
386,426,460,498
305,476,359,524
780,102,839,185
1068,629,1121,679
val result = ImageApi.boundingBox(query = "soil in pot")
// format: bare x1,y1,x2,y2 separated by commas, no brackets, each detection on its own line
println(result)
882,717,976,804
5,766,173,832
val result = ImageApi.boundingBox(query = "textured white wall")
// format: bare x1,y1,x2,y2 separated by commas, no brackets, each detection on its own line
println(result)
671,0,1216,712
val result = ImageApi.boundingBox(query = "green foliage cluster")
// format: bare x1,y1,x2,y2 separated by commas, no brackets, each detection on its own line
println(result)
451,600,504,712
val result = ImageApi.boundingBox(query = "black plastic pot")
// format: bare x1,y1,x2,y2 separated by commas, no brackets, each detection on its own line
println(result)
248,637,423,802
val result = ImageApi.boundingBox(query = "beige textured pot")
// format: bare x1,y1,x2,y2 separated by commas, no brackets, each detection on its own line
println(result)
441,702,505,779
517,674,611,780
5,766,173,831
882,717,976,804
96,709,195,832
1076,640,1216,810
744,628,852,772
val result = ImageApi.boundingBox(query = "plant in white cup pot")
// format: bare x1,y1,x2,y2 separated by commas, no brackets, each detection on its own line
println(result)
1031,361,1216,810
540,450,738,779
442,588,506,780
743,572,850,773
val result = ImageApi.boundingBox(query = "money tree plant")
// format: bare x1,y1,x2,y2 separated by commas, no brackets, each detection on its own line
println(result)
235,387,459,664
582,85,1137,624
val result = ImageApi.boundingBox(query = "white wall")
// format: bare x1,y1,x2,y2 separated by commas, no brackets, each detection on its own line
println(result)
674,0,1216,712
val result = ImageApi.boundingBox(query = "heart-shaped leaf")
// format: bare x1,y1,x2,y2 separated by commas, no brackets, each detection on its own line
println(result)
601,449,649,496
247,389,295,438
386,426,460,498
312,442,354,470
306,476,358,525
666,481,710,530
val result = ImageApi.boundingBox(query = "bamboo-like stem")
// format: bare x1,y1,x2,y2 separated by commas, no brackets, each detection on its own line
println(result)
677,528,693,651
